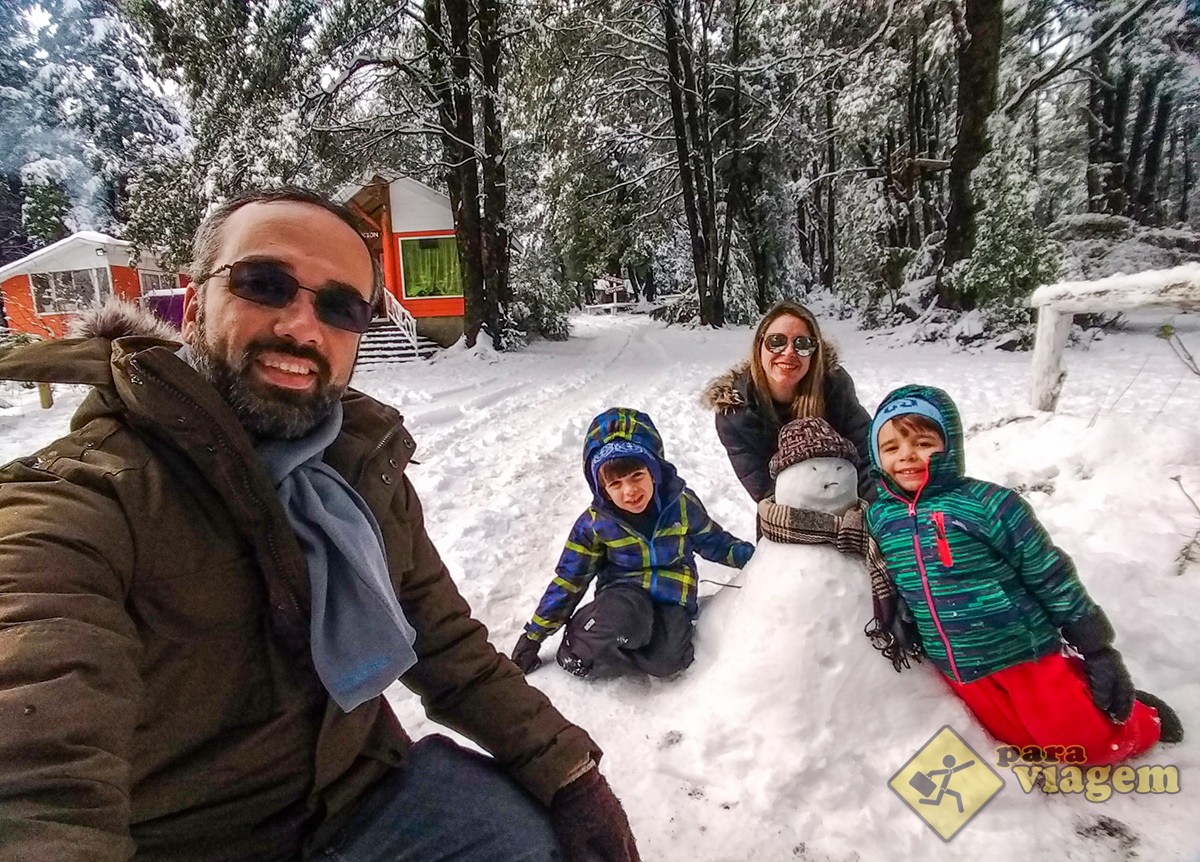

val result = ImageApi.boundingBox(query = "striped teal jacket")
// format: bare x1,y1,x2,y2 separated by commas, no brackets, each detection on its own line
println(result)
865,385,1095,683
525,408,753,641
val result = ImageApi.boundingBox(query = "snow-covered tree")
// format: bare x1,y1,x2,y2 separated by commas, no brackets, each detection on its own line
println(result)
1,1,184,256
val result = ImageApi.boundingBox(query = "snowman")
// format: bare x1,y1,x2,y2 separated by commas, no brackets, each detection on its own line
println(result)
652,418,991,852
693,415,920,714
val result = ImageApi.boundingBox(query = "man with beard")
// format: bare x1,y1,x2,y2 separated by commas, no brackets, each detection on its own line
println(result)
0,189,640,862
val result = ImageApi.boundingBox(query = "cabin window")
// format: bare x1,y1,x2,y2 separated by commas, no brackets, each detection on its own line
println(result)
138,270,181,295
30,267,111,314
400,236,462,298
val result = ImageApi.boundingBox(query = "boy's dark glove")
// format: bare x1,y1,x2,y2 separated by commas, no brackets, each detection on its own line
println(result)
1062,608,1135,723
511,634,542,674
550,765,641,862
1080,648,1135,723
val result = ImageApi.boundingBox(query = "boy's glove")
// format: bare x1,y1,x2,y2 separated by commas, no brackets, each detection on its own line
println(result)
550,764,641,862
1062,608,1135,723
511,634,542,674
1080,648,1135,723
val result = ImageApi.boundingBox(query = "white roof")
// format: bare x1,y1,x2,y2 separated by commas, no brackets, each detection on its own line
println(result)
332,174,451,209
0,232,130,281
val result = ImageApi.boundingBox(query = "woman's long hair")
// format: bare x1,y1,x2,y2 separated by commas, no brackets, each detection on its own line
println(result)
748,301,827,427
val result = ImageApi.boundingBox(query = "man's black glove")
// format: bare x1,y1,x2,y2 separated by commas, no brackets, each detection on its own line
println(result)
511,634,542,674
1062,608,1135,723
550,766,641,862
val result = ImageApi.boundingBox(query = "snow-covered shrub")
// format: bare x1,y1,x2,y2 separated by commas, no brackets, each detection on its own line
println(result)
722,241,761,326
0,331,40,349
506,246,573,342
834,177,926,328
955,133,1062,342
649,291,699,325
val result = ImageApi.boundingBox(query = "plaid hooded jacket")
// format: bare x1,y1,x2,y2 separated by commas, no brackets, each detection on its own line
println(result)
865,385,1096,683
524,408,753,641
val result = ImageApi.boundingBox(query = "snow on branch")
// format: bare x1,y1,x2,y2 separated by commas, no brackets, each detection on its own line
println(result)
1003,0,1160,119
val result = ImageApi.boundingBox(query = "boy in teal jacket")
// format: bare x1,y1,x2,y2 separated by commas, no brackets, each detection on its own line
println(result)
866,385,1181,762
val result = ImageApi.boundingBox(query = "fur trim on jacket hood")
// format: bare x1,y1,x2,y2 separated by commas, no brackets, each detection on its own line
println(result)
67,296,182,342
700,339,842,414
0,298,182,387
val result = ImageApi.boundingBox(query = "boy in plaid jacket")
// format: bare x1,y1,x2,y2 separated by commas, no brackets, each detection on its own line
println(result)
512,408,753,678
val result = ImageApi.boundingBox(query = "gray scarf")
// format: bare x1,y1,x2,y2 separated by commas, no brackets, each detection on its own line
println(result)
177,346,417,710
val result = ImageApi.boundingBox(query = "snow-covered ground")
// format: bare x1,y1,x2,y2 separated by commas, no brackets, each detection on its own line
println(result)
3,309,1199,860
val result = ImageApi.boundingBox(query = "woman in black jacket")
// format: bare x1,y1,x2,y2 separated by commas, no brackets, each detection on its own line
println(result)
702,300,873,502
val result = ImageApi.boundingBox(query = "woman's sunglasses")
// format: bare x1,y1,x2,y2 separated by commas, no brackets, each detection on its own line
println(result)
764,333,817,356
199,260,375,334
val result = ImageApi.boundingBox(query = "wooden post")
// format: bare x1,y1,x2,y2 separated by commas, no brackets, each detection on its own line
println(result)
38,382,53,409
1029,306,1073,411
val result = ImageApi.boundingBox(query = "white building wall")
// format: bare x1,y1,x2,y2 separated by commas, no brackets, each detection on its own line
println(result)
388,179,455,233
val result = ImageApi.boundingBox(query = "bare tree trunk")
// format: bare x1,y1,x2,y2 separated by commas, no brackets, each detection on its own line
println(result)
1162,120,1178,224
677,0,719,325
661,0,709,321
425,0,485,347
713,0,743,328
1102,64,1132,214
1181,122,1194,224
1136,90,1174,224
822,86,836,292
1085,38,1109,211
477,0,509,338
1122,69,1160,215
942,0,1004,301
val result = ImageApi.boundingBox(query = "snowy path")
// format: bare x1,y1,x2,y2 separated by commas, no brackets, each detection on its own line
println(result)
3,311,1199,859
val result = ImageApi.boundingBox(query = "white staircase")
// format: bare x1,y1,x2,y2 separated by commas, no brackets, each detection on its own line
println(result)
358,319,442,366
355,291,442,366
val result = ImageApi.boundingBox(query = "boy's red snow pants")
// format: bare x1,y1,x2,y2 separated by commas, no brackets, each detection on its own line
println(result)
946,652,1162,764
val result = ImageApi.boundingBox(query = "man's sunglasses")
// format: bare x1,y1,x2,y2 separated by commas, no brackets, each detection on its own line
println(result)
764,333,818,356
198,260,375,334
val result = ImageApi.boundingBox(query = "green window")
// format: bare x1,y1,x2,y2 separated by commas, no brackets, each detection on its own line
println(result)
400,236,462,298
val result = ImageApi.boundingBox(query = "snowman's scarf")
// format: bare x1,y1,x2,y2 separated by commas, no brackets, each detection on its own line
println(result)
756,496,921,672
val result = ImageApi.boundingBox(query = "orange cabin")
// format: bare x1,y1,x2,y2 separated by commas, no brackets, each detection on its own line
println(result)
0,232,188,339
335,176,466,346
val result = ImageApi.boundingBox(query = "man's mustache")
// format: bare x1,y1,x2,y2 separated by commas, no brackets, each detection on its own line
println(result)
239,338,332,382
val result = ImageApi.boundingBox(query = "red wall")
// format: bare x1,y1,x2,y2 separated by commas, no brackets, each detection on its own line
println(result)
0,264,188,338
112,265,141,303
1,274,68,338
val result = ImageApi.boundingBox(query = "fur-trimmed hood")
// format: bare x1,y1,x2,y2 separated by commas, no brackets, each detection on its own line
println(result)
700,338,842,414
67,296,182,342
0,298,181,387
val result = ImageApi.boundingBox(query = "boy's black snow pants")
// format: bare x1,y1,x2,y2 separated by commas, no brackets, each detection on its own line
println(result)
557,585,694,678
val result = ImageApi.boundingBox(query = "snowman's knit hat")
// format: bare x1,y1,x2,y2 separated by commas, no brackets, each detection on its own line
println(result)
769,417,859,479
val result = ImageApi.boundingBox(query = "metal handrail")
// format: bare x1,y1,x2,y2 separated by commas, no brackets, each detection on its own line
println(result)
381,291,420,353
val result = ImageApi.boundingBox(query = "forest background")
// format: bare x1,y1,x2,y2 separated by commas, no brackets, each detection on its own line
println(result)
2,0,1199,349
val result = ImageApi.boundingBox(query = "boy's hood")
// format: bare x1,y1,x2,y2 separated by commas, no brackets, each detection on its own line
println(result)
581,407,681,504
869,384,965,492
